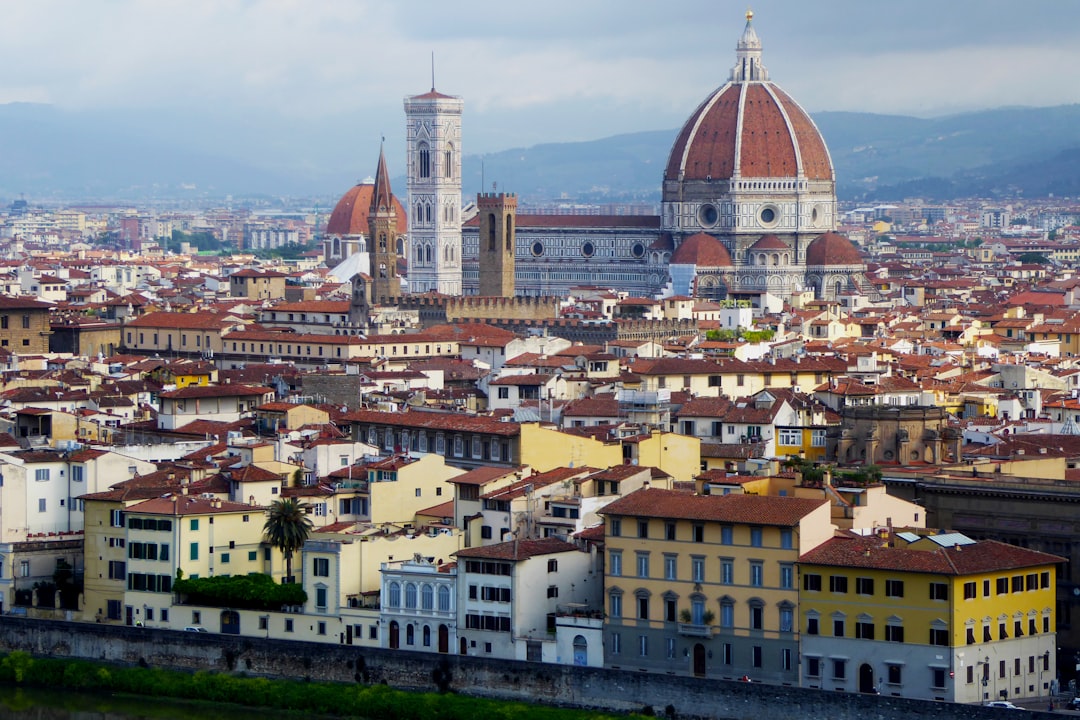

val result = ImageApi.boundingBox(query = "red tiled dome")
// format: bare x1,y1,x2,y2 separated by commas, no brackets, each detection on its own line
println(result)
665,83,832,184
748,234,789,251
326,183,407,236
806,232,863,266
670,233,733,267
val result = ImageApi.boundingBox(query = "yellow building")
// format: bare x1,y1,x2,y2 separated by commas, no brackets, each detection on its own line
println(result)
361,453,465,526
599,487,832,682
123,311,247,357
519,424,700,482
799,531,1059,703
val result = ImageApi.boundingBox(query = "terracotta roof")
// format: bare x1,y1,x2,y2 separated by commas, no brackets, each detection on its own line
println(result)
160,384,271,399
126,496,258,516
748,234,789,251
800,534,1062,575
326,182,407,236
600,487,825,526
447,466,520,486
341,409,520,437
125,312,239,330
670,233,734,267
806,232,863,266
454,536,581,561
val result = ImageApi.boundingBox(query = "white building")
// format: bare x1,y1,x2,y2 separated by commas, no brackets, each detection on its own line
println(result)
380,554,458,654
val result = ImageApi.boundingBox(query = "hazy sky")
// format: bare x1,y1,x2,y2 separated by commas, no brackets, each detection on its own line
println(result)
3,0,1079,161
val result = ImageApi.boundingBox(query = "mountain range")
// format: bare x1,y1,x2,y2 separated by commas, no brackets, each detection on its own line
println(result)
2,102,1080,203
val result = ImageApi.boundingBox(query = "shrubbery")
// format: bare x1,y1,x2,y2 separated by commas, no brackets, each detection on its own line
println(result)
0,652,633,720
173,573,307,611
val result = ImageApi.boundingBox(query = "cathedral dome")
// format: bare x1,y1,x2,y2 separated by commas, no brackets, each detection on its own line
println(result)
748,234,788,251
326,181,406,236
663,14,832,186
806,232,863,266
670,232,733,267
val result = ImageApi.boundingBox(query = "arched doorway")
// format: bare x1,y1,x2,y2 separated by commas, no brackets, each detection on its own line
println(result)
388,620,400,649
693,643,706,677
859,663,875,693
438,624,449,654
573,635,588,666
220,610,240,635
459,637,468,655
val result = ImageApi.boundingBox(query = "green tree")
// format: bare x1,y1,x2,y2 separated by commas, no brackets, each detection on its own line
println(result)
263,498,313,583
1017,252,1050,264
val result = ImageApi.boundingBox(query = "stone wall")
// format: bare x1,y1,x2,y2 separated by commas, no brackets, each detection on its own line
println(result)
0,617,1055,720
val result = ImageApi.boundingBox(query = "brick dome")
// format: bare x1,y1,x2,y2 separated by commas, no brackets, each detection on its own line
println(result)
326,182,406,236
748,234,789,251
806,232,863,266
664,14,832,186
670,232,733,267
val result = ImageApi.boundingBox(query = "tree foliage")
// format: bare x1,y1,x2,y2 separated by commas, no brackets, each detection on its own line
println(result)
172,572,307,610
263,498,313,583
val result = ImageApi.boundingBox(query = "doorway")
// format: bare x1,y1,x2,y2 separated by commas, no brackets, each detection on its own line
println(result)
693,643,706,677
438,624,449,654
859,663,876,693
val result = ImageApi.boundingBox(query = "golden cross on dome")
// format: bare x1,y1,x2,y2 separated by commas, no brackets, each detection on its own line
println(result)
745,8,753,22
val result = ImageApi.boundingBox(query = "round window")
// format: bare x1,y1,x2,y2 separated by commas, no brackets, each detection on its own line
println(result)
531,241,544,257
698,204,719,227
582,241,595,258
811,206,820,225
759,206,777,224
631,242,646,259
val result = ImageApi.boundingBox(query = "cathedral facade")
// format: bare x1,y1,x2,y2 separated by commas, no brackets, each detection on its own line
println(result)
328,13,868,305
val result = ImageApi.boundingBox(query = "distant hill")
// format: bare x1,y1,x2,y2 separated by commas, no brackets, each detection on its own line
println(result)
3,102,1080,202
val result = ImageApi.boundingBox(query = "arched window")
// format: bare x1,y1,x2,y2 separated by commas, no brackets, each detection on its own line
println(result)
418,143,430,179
438,585,451,611
421,584,434,610
488,213,497,251
332,237,340,257
425,203,432,223
405,583,417,609
444,144,454,179
423,625,431,646
506,216,513,251
772,253,779,266
388,582,401,607
425,244,433,263
406,624,415,645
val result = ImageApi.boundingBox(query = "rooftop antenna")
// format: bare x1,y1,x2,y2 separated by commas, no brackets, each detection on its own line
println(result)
431,51,436,91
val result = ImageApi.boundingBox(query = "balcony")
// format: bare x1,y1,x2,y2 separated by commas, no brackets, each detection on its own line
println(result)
677,623,714,638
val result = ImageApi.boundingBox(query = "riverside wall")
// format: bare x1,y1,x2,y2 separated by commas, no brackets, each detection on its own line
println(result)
0,617,1054,720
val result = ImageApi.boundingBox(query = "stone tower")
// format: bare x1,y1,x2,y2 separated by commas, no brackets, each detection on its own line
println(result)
404,86,463,295
368,144,401,302
477,192,517,297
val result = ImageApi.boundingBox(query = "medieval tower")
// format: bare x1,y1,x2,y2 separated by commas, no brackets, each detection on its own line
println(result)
368,145,402,302
477,192,517,297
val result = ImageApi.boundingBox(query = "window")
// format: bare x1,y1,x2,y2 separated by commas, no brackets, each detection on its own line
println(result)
315,587,328,610
720,601,734,628
609,518,621,537
885,624,904,643
638,635,648,657
637,519,649,538
636,595,650,619
998,622,1008,640
665,522,676,541
610,632,621,655
664,555,677,581
750,528,762,547
665,597,677,623
856,621,875,640
547,586,559,599
856,577,874,595
803,573,822,592
933,583,950,601
34,468,49,482
220,553,230,564
1014,619,1024,637
636,552,649,578
832,659,846,680
609,592,622,618
885,579,904,598
984,624,992,642
1029,617,1038,636
1041,571,1051,589
931,668,946,689
721,559,733,585
1011,575,1023,592
779,529,792,549
720,525,732,545
829,575,848,593
38,498,46,513
609,550,622,577
779,607,793,632
807,616,819,635
752,645,762,668
806,657,821,678
190,519,199,531
996,577,1009,595
888,664,903,685
930,628,949,646
189,543,199,561
983,579,991,597
693,523,704,543
778,428,801,446
833,618,845,637
966,626,976,644
750,562,763,587
405,583,417,609
750,604,763,630
780,564,793,589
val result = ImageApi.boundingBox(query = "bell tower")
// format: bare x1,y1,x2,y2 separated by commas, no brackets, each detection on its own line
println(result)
477,192,517,297
368,144,401,303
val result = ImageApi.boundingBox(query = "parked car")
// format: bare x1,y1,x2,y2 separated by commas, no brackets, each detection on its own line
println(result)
183,626,208,633
986,701,1025,710
1068,697,1080,711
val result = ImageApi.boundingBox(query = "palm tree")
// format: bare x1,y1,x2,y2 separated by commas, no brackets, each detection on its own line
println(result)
263,498,313,583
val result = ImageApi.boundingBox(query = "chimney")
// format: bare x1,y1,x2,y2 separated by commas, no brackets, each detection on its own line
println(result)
181,487,188,495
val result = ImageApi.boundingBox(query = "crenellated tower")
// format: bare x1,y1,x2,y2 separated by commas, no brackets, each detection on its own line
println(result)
477,192,517,298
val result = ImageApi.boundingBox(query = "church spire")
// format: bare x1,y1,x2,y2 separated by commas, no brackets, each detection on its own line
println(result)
730,8,768,82
370,141,393,214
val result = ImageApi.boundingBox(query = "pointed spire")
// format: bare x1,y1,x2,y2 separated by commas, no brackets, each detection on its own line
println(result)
730,8,768,82
370,141,394,214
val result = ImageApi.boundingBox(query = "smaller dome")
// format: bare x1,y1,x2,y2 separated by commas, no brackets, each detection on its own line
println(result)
806,232,863,266
748,234,788,251
326,182,407,236
670,233,733,267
